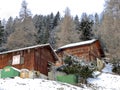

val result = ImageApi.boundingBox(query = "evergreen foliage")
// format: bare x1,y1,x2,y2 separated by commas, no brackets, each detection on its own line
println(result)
0,20,4,46
64,56,73,65
74,15,80,30
112,57,120,75
0,1,100,50
80,16,94,41
33,13,55,44
53,12,60,27
78,65,93,83
60,56,95,84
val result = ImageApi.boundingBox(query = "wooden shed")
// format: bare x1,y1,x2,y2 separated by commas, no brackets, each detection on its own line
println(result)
0,44,58,76
56,39,105,62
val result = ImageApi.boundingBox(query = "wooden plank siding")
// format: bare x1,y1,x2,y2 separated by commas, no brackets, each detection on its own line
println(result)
56,39,105,62
0,49,34,70
34,46,57,75
0,44,58,76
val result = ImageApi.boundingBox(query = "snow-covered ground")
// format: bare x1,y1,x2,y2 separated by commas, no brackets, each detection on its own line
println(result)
88,63,120,90
0,63,120,90
101,63,113,73
88,73,120,90
0,78,89,90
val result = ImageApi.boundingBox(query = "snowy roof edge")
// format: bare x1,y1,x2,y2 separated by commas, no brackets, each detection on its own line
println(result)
58,39,97,50
0,44,50,55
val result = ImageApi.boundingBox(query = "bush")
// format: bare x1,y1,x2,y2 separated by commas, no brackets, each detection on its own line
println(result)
64,56,73,65
78,65,94,84
112,57,120,75
60,55,95,84
112,66,120,75
62,64,81,74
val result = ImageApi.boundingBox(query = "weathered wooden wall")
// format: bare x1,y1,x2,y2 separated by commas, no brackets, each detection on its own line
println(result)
34,46,56,75
89,40,104,60
0,45,57,76
56,40,104,62
0,49,34,70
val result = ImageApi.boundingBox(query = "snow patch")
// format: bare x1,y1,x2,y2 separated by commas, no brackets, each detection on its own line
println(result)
102,63,113,73
88,73,120,90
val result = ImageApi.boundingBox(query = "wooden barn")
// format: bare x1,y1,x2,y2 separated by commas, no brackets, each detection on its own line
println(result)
56,39,105,62
0,44,59,76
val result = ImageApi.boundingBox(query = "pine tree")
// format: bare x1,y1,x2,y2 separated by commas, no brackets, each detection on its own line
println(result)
59,55,95,84
74,15,80,30
4,17,14,42
0,20,4,46
53,11,60,27
49,12,61,48
80,13,93,41
49,13,54,30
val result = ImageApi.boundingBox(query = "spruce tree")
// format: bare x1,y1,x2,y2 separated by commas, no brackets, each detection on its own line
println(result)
74,15,80,30
0,20,4,46
80,14,93,41
49,13,54,30
53,11,60,27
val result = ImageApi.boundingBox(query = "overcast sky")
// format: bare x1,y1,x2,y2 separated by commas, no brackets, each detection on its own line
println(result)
0,0,105,20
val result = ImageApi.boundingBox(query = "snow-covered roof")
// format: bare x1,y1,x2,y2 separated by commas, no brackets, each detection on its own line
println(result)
0,44,50,55
58,39,97,50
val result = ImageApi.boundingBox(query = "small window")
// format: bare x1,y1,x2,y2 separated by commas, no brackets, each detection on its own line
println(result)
12,55,21,65
11,55,24,65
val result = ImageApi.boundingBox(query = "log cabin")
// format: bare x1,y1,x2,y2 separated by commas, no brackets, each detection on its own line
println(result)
0,44,59,76
56,39,105,62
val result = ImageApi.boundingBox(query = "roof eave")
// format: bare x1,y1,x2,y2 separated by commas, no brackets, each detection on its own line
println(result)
0,44,50,55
